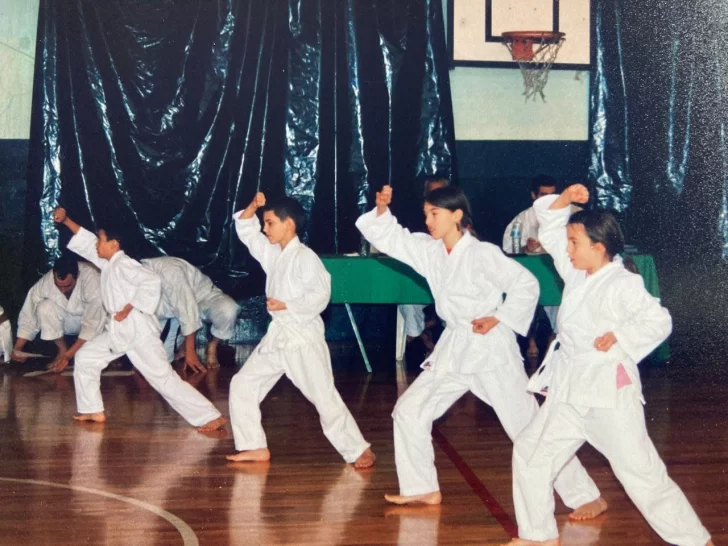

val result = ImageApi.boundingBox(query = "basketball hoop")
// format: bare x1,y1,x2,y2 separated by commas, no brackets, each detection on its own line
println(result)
502,31,565,102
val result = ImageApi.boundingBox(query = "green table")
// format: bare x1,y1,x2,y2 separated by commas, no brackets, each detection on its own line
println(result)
322,253,669,365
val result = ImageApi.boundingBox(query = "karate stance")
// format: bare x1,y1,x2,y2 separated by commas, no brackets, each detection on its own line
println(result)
13,254,105,372
504,184,713,546
53,207,226,431
226,193,375,469
141,257,240,372
357,185,604,519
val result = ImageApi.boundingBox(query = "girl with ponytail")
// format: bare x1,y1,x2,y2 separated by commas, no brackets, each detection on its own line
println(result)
355,184,603,515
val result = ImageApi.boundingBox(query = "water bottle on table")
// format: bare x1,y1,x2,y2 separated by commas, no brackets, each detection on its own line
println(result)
510,217,522,254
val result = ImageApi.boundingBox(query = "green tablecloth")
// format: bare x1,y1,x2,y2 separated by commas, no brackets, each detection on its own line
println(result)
321,253,669,361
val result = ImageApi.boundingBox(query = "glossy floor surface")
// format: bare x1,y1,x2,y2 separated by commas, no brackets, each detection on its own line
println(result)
0,346,725,545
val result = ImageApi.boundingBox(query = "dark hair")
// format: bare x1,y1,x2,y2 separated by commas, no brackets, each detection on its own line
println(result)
423,176,449,195
52,252,79,279
96,224,126,250
568,210,639,273
264,196,306,234
530,174,558,194
424,186,479,239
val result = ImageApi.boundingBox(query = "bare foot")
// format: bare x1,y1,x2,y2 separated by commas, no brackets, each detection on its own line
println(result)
73,412,106,423
354,448,376,469
384,491,442,505
225,448,271,462
706,541,714,546
568,496,608,521
197,415,227,433
384,504,442,518
205,354,221,370
501,538,561,546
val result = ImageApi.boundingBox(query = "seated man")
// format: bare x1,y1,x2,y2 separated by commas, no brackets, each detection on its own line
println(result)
13,253,105,371
502,175,559,357
141,256,240,372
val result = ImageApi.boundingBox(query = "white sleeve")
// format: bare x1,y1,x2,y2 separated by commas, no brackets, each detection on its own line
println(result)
355,208,431,277
284,252,331,323
78,269,106,341
16,277,48,340
160,264,202,336
233,212,281,274
67,227,108,270
533,195,578,281
611,275,672,363
480,246,540,337
119,261,162,316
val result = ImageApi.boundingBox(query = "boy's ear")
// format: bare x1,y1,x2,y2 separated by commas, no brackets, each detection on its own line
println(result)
284,217,297,233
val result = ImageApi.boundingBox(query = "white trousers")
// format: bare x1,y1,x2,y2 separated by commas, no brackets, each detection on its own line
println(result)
398,304,426,338
199,291,239,340
74,331,222,427
512,387,711,545
37,299,83,340
392,365,600,502
0,320,12,362
229,341,370,463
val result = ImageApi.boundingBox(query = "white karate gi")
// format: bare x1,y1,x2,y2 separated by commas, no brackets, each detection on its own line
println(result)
67,228,222,426
512,194,710,545
0,306,12,362
16,263,105,344
141,257,240,357
229,213,370,462
398,304,426,337
356,208,600,502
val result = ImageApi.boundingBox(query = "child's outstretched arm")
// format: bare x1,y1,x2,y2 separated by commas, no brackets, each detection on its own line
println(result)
233,192,281,274
54,208,107,269
533,184,589,281
355,185,431,276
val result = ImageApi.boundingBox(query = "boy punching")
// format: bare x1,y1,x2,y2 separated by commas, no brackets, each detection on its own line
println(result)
53,207,226,431
226,193,375,469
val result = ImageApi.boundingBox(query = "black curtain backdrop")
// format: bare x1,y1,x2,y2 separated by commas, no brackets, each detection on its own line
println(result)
26,0,455,297
589,0,728,263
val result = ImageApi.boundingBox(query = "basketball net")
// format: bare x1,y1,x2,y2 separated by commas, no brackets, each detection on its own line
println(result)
502,33,565,102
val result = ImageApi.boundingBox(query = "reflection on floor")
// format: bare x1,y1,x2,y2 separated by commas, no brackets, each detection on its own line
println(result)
0,342,725,545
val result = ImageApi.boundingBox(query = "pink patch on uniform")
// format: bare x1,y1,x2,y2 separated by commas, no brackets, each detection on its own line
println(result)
616,363,632,389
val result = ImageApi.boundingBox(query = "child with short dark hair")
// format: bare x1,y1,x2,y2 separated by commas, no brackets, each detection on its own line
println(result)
53,207,226,431
504,184,713,546
226,193,375,469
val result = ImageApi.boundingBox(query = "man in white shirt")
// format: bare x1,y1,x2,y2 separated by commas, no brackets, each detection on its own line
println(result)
13,253,105,372
502,176,559,357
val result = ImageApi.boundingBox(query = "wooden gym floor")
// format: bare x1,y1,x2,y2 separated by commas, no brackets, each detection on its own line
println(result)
0,345,725,545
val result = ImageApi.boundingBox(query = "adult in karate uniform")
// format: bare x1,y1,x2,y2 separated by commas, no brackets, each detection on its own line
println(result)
226,193,375,469
52,207,226,431
141,257,240,372
356,185,604,518
504,185,712,546
13,254,105,371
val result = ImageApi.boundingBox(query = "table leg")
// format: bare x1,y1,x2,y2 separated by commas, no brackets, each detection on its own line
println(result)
345,303,372,374
395,307,406,362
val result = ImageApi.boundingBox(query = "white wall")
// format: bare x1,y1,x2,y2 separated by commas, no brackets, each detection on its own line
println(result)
445,2,591,141
0,0,40,139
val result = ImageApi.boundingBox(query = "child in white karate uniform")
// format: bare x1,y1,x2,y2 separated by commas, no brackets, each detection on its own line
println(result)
142,256,240,372
52,207,226,431
357,185,604,516
504,184,713,546
226,193,375,469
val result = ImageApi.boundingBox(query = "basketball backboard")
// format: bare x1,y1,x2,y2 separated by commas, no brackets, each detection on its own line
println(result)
448,0,593,69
